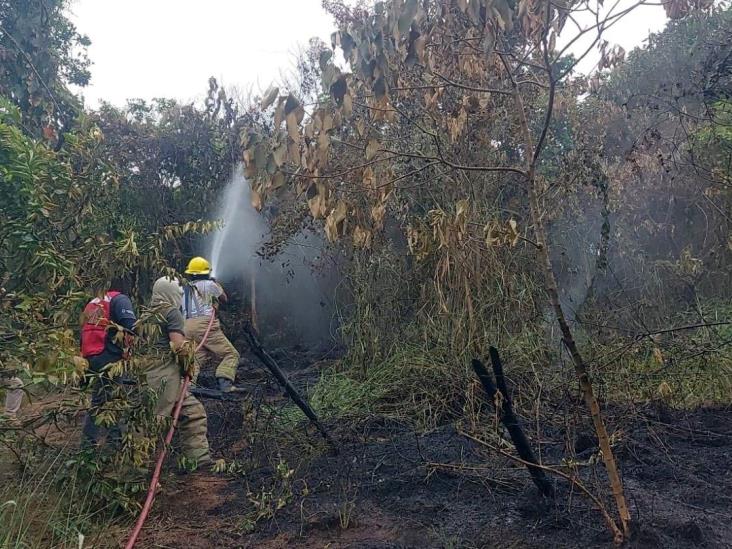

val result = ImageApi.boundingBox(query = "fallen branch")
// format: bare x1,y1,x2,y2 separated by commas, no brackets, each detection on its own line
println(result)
242,324,339,453
460,429,623,543
190,386,244,401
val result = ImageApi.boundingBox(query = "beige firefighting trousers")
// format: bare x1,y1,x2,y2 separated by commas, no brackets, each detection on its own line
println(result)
184,317,239,382
145,357,210,463
3,377,24,420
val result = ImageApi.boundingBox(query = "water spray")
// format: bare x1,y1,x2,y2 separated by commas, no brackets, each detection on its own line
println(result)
205,163,337,351
203,164,337,450
208,174,245,275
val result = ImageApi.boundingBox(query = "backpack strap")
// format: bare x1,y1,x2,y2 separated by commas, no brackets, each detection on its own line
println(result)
184,281,209,318
184,284,191,319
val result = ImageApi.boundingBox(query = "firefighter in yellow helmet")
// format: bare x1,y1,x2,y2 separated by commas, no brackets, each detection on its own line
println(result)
183,257,240,392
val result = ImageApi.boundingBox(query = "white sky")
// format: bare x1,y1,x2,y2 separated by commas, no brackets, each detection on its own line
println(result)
69,0,335,107
69,0,669,108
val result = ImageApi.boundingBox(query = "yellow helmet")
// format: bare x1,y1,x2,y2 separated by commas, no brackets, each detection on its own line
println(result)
185,256,211,275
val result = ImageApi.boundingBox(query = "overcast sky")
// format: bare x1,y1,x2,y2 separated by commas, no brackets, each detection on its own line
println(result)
69,0,669,108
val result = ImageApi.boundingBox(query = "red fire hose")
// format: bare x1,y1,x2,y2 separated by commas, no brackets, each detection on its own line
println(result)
125,311,216,549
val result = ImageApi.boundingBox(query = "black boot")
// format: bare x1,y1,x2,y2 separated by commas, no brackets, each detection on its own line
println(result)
217,377,233,392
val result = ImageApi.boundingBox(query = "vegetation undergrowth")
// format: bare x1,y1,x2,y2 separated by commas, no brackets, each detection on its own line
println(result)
0,445,130,548
272,299,732,436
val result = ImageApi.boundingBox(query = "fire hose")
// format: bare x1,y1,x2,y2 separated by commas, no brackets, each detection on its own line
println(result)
124,313,337,547
124,311,216,549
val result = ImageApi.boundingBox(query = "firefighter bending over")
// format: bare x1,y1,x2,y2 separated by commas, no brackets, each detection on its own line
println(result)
148,276,210,467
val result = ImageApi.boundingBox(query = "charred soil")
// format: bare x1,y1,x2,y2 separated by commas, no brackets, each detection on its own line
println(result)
135,375,732,549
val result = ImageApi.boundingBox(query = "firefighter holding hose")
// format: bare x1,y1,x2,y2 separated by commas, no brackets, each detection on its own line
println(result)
147,276,211,467
183,257,241,392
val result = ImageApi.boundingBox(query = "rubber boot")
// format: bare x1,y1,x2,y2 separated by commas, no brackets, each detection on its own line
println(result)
217,377,233,392
217,377,247,393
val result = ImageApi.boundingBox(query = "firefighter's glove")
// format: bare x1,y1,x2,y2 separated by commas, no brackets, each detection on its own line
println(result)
171,340,197,378
72,356,89,387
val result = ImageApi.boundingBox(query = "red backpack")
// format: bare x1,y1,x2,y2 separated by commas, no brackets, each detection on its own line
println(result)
80,291,121,358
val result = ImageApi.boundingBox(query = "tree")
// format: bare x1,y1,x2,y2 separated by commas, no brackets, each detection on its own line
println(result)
576,8,732,331
238,0,720,541
0,0,91,140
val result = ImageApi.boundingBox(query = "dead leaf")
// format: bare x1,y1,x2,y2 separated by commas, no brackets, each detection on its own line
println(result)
343,92,353,117
295,104,305,125
253,144,268,170
286,111,300,142
371,203,386,230
325,200,348,242
274,98,286,127
331,75,348,106
284,94,300,115
653,347,665,365
657,381,673,400
250,188,263,211
271,171,285,190
397,0,419,36
485,222,501,247
353,225,373,249
447,107,468,142
365,139,380,160
319,49,333,70
260,86,279,110
244,154,257,178
272,142,287,167
415,35,427,63
506,218,520,247
493,0,514,31
362,166,375,189
288,141,300,167
373,76,387,99
308,185,328,219
455,199,470,240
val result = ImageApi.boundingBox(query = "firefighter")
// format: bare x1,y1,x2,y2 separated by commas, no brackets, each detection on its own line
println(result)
1,372,24,422
183,257,240,392
79,277,136,448
148,276,210,466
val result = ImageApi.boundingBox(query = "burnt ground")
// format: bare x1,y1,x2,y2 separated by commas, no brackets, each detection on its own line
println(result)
5,331,729,548
131,359,732,549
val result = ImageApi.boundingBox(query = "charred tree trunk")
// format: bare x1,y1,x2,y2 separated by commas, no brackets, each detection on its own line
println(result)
250,270,258,331
472,349,555,499
243,323,338,453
